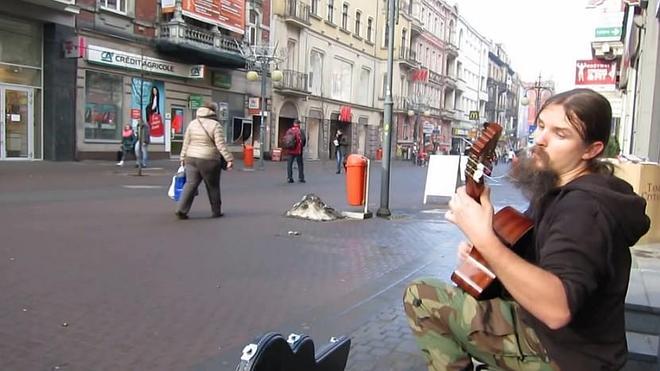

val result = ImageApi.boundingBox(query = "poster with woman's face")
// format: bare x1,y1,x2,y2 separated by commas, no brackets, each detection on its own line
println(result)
131,78,166,144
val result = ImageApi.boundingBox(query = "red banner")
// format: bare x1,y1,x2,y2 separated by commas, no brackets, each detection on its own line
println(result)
339,106,352,123
182,0,245,34
411,68,429,82
575,59,617,86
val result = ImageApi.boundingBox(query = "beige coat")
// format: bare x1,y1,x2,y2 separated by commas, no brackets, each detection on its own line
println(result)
180,107,234,162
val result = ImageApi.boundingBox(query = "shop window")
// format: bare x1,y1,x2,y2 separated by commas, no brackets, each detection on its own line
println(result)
100,0,127,14
84,71,123,141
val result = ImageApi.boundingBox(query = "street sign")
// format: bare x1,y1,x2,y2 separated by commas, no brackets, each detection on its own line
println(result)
468,111,479,121
595,26,622,39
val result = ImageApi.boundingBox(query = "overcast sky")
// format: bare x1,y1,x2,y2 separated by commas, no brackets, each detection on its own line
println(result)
451,0,596,91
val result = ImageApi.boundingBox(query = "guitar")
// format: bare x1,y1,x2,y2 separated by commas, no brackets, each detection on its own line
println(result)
235,332,351,371
450,122,534,300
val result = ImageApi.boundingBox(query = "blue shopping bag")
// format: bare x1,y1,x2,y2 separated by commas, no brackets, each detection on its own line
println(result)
168,166,186,201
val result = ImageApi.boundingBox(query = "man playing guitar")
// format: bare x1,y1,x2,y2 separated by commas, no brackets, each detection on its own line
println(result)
403,89,650,370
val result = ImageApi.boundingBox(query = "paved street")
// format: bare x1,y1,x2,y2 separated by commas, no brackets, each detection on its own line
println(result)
0,158,526,371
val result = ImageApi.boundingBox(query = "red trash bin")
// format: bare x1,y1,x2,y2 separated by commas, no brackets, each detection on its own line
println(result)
243,144,254,168
345,154,368,206
375,148,383,160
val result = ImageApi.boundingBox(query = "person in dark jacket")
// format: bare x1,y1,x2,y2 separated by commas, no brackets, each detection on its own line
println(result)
334,129,348,174
134,120,150,168
403,89,650,370
285,120,305,183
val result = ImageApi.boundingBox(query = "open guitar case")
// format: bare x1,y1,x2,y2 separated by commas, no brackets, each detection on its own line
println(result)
235,332,351,371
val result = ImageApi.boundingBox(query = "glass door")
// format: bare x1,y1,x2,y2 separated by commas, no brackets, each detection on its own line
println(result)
1,86,32,159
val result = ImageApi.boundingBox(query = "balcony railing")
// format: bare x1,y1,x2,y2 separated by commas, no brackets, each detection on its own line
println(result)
158,23,242,54
275,70,310,95
392,95,409,111
446,43,459,56
429,70,443,85
285,0,311,26
398,47,419,66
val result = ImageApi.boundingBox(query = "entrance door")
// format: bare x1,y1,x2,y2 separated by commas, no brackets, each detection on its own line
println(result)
1,86,32,159
169,106,186,156
305,119,319,160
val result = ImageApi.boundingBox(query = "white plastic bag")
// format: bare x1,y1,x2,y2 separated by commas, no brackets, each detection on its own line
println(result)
167,166,186,200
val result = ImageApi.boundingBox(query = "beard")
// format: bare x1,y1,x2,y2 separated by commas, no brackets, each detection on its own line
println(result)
508,147,559,206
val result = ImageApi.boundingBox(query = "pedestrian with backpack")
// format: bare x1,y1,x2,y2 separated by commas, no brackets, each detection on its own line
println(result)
283,119,305,183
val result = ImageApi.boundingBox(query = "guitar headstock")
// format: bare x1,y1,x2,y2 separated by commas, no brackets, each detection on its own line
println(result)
465,122,502,201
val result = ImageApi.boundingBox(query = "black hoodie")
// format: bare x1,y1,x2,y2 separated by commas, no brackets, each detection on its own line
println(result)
521,173,650,370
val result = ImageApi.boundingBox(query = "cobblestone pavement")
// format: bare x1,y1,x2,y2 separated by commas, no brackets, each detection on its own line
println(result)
0,159,526,371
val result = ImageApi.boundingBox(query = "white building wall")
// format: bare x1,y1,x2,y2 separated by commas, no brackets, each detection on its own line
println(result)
456,16,482,127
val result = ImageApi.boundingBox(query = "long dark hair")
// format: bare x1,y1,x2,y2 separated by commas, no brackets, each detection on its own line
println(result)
537,88,614,174
148,86,160,112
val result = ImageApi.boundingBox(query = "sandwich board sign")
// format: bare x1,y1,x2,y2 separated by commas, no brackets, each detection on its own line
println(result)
423,155,467,204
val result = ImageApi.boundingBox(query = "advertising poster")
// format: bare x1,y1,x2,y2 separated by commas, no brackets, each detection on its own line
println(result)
131,78,166,144
575,59,617,90
181,0,245,34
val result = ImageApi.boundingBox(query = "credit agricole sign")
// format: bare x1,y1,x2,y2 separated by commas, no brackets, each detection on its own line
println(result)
86,45,205,79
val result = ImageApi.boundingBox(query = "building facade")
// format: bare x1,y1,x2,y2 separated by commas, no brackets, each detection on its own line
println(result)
391,0,456,158
452,14,489,152
1,0,79,161
270,0,382,161
2,0,270,161
617,0,660,161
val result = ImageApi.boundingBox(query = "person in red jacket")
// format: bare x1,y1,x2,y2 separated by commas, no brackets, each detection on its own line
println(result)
285,120,305,183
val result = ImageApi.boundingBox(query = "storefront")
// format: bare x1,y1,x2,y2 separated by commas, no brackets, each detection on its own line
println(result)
76,38,212,160
0,14,43,160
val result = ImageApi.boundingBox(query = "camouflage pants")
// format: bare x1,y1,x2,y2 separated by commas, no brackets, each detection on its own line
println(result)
403,278,559,371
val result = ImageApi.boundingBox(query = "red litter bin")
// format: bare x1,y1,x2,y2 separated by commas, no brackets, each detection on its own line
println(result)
375,148,383,160
345,154,368,206
243,144,254,169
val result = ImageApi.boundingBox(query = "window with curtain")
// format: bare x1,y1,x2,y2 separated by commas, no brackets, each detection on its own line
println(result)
331,58,352,102
309,50,324,96
358,67,370,105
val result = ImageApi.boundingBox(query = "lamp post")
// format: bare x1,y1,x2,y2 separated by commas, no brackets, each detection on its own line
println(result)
246,63,282,170
240,40,284,170
406,93,430,158
376,0,396,218
520,74,554,147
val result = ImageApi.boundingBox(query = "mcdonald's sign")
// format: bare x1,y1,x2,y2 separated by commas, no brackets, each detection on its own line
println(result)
468,111,480,121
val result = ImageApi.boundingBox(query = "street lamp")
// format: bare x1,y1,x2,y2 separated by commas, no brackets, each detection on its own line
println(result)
406,94,430,150
521,73,554,122
520,74,554,146
240,45,285,170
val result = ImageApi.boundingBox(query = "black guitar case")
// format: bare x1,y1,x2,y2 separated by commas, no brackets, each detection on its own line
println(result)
235,332,351,371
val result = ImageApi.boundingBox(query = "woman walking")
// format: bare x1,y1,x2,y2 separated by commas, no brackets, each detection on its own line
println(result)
175,104,234,219
116,124,135,166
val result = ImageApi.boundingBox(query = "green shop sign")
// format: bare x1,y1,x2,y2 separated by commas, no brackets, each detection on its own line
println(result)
189,95,204,109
